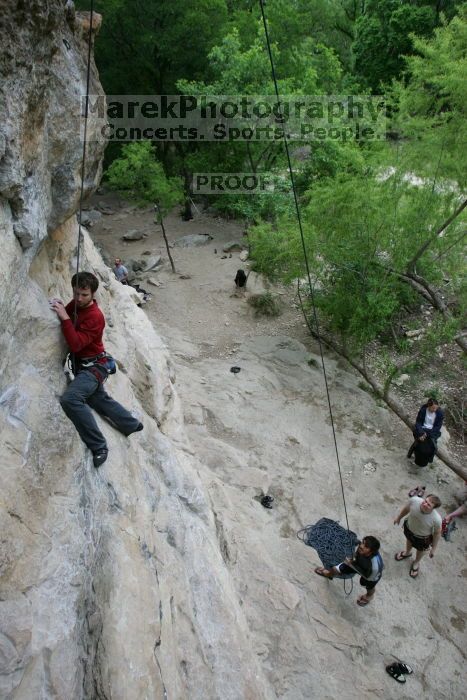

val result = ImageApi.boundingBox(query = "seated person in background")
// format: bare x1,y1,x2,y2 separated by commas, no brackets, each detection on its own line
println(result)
407,397,444,462
113,257,129,284
235,269,247,288
113,258,151,303
314,536,383,607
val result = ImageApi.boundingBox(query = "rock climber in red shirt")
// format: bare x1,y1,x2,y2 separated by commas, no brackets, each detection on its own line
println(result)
50,271,143,468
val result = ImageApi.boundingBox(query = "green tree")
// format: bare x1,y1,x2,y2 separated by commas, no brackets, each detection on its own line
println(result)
392,5,467,189
76,0,229,94
249,9,467,476
176,26,349,221
106,142,183,271
353,0,461,91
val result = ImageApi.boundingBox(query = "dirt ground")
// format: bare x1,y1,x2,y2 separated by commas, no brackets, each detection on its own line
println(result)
88,193,466,700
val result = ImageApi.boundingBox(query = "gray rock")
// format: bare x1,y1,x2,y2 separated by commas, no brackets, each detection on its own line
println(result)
394,373,410,386
223,241,244,252
239,250,249,261
97,202,115,215
122,229,145,241
173,234,213,247
142,255,162,271
78,209,102,227
125,258,144,272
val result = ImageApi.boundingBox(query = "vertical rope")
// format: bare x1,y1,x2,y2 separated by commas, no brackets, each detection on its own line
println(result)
73,0,95,327
258,1,353,544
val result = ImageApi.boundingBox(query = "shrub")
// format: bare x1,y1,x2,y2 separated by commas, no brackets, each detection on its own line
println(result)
247,292,281,317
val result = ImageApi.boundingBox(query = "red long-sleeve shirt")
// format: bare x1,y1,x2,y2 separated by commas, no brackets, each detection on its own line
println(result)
61,300,105,358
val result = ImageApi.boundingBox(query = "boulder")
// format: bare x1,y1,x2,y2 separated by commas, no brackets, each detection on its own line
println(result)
173,234,213,247
223,241,244,252
128,258,144,272
78,209,102,227
96,202,115,215
394,373,410,386
239,250,249,262
246,271,268,294
142,255,162,271
122,229,145,241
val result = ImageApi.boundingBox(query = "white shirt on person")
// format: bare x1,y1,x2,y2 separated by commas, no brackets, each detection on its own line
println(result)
423,411,436,431
407,497,442,537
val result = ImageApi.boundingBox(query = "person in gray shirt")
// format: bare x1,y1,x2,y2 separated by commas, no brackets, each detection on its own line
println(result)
113,257,129,284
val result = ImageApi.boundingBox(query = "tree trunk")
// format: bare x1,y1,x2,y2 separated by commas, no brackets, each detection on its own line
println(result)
159,214,176,274
308,326,467,480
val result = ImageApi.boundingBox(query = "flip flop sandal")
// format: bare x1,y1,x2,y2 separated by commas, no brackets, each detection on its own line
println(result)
408,485,425,497
314,567,333,580
356,596,371,606
395,551,412,561
394,662,413,675
409,564,420,578
386,663,406,683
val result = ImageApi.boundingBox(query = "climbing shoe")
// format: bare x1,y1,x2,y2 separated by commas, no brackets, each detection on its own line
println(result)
93,448,108,468
125,423,143,437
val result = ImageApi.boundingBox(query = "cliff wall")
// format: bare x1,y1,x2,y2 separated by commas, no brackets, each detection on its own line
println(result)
0,3,268,698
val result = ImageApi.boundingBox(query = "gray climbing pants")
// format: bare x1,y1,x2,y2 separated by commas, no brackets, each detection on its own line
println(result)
60,370,140,453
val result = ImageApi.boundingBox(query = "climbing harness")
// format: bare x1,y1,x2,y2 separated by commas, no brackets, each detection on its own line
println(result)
65,351,117,379
258,0,354,593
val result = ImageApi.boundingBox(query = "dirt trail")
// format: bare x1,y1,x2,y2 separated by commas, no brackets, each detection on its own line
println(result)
90,195,466,700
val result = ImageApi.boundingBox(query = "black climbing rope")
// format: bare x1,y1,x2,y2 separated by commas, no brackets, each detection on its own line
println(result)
297,518,359,574
73,0,95,326
258,0,354,590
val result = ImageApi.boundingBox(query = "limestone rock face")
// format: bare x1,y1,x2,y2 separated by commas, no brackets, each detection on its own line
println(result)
0,4,270,699
0,1,105,252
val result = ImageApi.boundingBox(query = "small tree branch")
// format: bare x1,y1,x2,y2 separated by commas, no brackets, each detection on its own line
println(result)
154,205,176,274
380,265,467,353
406,197,467,272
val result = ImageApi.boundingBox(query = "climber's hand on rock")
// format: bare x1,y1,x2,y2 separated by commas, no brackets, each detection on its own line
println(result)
49,299,69,320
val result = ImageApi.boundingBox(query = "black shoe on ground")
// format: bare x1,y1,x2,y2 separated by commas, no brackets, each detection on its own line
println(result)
93,448,108,468
261,495,274,509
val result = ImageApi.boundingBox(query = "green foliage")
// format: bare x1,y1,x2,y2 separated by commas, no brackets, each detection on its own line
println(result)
247,291,281,317
76,0,229,94
250,157,465,353
352,0,461,91
248,219,304,283
210,175,295,223
106,142,183,213
392,5,467,187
